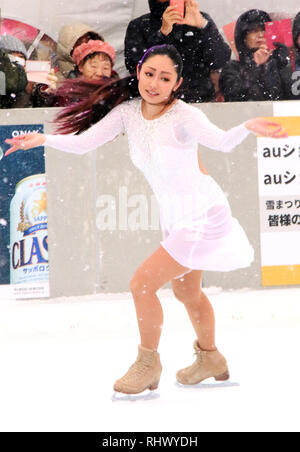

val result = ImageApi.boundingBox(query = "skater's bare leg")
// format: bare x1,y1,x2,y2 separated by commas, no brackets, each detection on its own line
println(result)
130,246,190,351
172,271,216,351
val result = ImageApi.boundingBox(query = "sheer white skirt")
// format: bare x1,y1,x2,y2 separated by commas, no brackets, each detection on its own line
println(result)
161,204,254,276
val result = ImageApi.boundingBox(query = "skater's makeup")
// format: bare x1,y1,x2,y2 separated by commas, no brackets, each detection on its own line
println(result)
137,54,183,104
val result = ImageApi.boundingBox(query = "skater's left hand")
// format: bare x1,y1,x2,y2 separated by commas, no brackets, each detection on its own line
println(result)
245,118,288,138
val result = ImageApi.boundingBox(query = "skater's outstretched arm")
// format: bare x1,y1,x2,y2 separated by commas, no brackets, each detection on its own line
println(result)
180,108,288,153
5,104,125,157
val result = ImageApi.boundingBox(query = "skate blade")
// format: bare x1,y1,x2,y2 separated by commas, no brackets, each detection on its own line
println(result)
175,379,240,390
111,390,160,403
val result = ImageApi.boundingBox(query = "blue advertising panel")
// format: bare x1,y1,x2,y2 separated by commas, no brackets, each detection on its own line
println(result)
0,124,49,299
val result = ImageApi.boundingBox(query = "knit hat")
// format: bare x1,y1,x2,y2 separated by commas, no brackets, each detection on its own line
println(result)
57,23,103,58
57,23,103,78
0,35,27,58
73,40,116,66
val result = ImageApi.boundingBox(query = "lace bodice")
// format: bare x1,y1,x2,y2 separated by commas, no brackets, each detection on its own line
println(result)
45,98,250,225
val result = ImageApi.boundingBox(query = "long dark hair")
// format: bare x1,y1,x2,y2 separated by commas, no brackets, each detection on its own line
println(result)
55,44,183,135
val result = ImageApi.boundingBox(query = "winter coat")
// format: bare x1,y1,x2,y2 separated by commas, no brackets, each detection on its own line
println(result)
0,49,59,109
0,49,28,108
124,0,231,103
293,12,300,71
219,10,293,102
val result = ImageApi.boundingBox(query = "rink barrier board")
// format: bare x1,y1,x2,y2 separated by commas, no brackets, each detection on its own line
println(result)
0,102,299,297
262,265,300,286
262,116,300,135
260,113,300,287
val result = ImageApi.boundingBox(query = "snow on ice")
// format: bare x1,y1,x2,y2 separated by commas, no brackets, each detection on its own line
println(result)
0,286,299,432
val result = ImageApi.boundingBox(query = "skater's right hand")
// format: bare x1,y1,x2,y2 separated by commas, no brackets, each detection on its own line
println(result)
161,6,183,36
5,133,46,156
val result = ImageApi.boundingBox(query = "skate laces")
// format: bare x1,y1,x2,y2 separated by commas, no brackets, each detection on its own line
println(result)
121,360,152,382
193,350,205,365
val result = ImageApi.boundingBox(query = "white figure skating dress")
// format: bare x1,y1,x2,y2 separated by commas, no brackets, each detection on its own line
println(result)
45,98,254,272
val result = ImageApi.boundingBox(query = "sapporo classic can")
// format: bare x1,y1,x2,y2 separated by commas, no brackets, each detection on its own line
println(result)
10,174,48,284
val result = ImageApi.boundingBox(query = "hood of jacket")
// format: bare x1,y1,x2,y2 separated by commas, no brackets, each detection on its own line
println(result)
57,23,101,78
293,12,300,51
148,0,169,20
234,9,271,64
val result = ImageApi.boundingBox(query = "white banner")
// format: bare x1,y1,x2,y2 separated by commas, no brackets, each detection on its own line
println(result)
257,115,300,286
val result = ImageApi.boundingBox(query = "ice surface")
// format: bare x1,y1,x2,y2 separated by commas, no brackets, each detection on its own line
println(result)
0,287,300,432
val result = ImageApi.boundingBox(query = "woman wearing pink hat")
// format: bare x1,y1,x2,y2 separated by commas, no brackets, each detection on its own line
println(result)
40,39,119,107
72,39,117,80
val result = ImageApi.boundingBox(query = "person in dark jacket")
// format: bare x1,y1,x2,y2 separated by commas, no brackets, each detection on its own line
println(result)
0,34,58,108
0,37,28,108
291,12,300,99
125,0,231,103
292,12,300,71
219,9,293,102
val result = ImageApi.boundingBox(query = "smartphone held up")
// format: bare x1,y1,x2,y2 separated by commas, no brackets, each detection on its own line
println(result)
170,0,185,19
264,19,293,51
26,61,51,85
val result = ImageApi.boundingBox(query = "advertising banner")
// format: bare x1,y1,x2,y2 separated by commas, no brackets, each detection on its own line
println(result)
0,124,49,299
257,117,300,286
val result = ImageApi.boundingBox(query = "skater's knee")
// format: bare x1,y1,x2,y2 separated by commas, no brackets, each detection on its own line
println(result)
130,271,157,296
172,283,201,305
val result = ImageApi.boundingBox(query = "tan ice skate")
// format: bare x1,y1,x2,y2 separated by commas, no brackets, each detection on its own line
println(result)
113,345,162,394
176,340,230,385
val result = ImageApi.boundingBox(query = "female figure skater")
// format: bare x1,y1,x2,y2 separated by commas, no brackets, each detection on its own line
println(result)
5,45,287,395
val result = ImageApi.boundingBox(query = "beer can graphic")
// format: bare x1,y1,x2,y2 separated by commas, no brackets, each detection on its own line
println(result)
10,174,48,284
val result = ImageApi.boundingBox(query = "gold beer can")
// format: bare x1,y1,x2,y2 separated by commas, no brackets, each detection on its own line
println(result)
10,174,48,284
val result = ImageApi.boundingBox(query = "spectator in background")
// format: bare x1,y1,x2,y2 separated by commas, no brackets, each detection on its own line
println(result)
0,36,28,108
292,12,300,71
220,9,293,102
57,23,104,80
44,39,119,107
0,34,56,108
70,39,118,80
125,0,231,103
